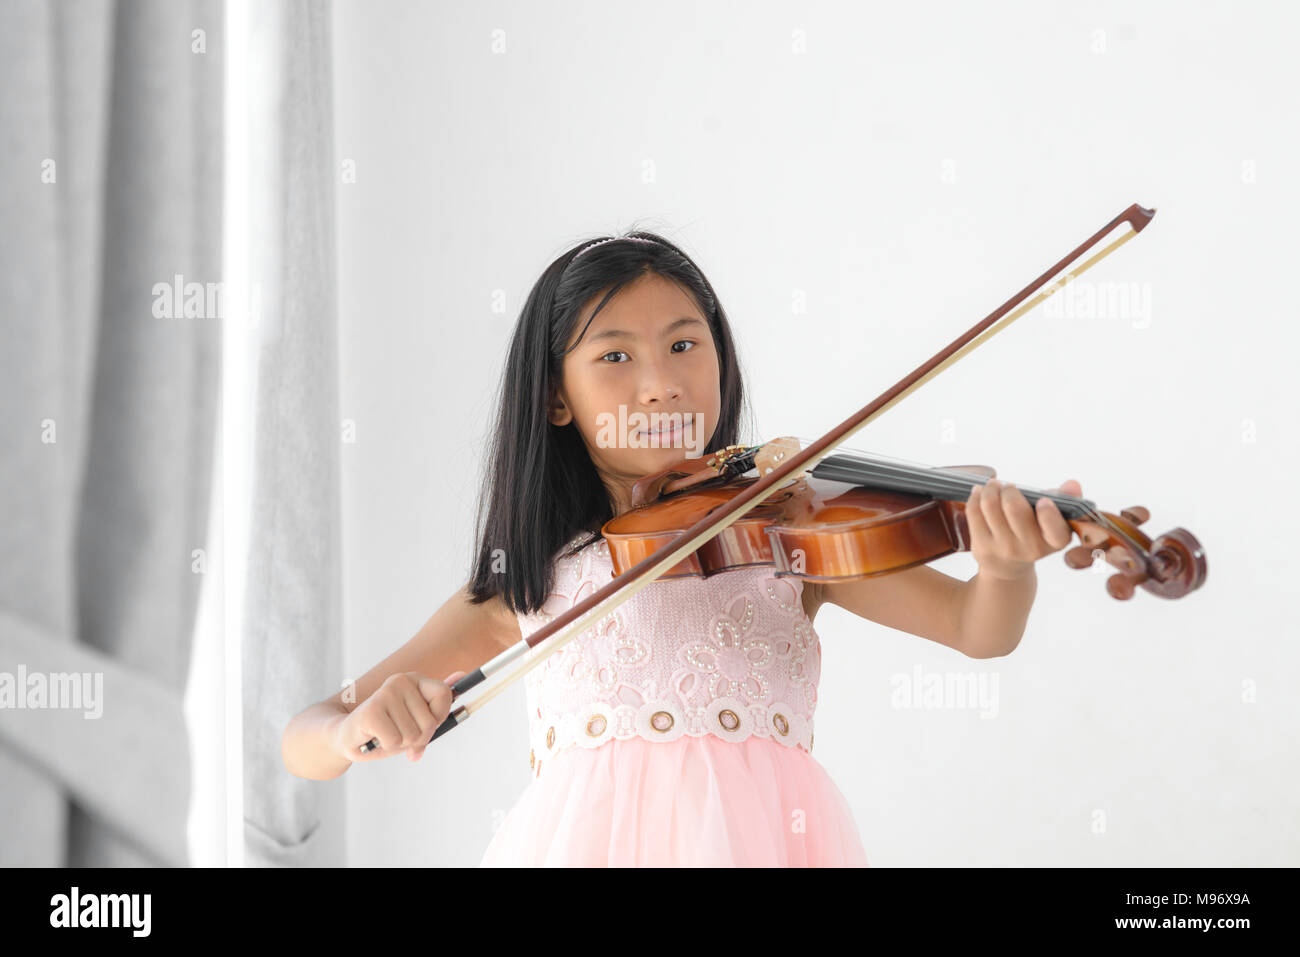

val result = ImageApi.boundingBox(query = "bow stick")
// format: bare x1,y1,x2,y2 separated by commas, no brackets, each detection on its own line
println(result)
357,202,1156,753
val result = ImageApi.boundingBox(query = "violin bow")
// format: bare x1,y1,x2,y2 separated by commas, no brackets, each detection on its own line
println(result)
362,202,1159,753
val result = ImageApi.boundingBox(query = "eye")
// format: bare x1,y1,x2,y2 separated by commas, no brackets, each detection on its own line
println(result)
601,340,695,363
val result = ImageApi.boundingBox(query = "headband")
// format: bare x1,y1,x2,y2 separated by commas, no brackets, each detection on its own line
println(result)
567,235,662,266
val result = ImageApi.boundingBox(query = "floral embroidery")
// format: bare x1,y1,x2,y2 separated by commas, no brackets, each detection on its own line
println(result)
568,609,648,695
765,578,803,614
526,569,648,691
522,538,820,774
776,620,815,685
683,594,775,703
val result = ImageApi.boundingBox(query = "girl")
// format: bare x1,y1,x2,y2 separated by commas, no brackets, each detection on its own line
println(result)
281,230,1082,867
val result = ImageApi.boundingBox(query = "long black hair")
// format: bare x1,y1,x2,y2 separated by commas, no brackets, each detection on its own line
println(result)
467,229,752,616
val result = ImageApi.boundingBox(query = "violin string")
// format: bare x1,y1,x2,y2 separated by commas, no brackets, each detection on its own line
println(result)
752,440,1144,578
830,451,1095,518
840,448,1123,541
803,446,1106,524
728,442,1130,568
804,444,1052,504
842,451,1153,570
812,451,1131,555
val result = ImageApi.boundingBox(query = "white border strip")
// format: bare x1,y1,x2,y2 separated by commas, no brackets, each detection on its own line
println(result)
221,0,250,870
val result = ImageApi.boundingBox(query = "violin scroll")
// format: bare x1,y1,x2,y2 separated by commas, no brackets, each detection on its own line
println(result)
1063,507,1207,600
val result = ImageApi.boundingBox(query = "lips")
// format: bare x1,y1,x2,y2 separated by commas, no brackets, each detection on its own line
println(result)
638,415,691,439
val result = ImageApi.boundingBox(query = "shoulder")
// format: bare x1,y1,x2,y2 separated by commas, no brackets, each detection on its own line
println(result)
454,583,523,651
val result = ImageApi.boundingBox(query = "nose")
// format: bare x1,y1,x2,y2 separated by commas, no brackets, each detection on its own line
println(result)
637,355,682,406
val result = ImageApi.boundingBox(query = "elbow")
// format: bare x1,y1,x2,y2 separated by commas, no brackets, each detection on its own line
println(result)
281,706,351,781
280,713,316,780
280,720,301,777
961,632,1023,660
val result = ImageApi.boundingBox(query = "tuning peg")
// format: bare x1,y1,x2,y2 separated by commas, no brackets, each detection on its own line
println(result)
1064,545,1096,569
1107,572,1141,600
1120,505,1150,525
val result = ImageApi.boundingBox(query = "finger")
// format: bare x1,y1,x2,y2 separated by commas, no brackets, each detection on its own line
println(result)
441,670,467,696
418,671,467,712
1001,483,1048,555
385,701,422,748
401,687,439,741
416,675,450,713
979,478,1014,550
1038,478,1080,545
1042,479,1081,501
966,482,992,547
1035,493,1074,550
361,713,402,757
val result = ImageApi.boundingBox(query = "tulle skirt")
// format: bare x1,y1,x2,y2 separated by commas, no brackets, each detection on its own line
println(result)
479,734,869,867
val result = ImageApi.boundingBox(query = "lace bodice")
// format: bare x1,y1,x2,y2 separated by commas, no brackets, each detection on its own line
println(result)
519,534,821,778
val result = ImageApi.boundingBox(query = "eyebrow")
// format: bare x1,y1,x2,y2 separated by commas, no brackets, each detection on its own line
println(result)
586,316,706,345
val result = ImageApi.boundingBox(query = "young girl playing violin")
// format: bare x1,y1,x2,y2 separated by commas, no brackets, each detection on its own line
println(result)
281,231,1082,866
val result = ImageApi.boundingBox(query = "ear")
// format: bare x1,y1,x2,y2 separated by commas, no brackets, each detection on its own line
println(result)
548,389,573,427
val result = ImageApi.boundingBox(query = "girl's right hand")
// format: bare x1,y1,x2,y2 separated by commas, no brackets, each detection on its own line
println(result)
332,670,467,763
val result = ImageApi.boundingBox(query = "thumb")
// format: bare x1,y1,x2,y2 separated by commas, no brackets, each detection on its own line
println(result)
417,671,467,721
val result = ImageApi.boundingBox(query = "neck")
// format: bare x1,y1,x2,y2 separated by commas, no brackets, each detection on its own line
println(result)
595,467,635,516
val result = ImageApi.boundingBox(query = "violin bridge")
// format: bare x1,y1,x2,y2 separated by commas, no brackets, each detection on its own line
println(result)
753,436,809,486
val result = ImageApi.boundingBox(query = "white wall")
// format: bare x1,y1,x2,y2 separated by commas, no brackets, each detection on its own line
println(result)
332,0,1299,866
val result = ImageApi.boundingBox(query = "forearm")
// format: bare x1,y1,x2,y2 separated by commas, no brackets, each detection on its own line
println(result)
957,566,1037,658
282,701,353,780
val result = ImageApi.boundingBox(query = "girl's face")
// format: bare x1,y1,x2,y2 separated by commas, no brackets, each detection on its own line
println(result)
549,272,722,515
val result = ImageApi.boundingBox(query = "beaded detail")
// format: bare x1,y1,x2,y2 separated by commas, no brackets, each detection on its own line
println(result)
520,535,822,777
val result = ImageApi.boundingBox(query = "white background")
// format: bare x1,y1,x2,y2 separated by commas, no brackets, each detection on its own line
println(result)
330,0,1298,866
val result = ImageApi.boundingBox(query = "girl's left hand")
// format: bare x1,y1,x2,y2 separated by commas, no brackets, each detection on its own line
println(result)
966,477,1082,581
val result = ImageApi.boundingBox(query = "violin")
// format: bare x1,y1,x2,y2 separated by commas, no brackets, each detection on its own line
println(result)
603,438,1206,601
355,201,1206,754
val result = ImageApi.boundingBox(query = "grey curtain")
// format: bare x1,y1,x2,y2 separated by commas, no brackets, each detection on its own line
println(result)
0,0,222,866
240,0,346,867
1,0,343,868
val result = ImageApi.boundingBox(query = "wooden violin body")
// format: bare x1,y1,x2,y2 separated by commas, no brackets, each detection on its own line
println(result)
602,443,1207,601
604,472,983,581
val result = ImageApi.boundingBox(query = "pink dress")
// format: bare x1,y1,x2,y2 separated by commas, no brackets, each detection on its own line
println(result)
479,533,869,867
